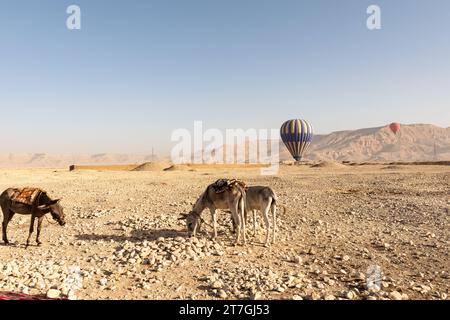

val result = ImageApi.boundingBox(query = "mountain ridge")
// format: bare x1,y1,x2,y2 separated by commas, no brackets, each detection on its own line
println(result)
0,124,448,167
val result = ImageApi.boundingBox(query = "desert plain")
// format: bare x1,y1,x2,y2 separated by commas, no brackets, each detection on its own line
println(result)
0,162,449,300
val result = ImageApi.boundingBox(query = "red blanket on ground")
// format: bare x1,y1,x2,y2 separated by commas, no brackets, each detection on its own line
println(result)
0,291,63,300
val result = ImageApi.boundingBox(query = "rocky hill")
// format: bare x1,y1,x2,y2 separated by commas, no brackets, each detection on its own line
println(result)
0,124,448,168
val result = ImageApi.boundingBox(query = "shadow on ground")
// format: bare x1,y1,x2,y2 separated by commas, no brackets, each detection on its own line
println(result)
74,228,204,243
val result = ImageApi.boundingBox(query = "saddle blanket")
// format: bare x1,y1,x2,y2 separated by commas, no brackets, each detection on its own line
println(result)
212,179,248,193
11,187,43,206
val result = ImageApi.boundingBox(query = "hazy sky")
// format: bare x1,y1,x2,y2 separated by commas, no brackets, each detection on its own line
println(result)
0,0,449,154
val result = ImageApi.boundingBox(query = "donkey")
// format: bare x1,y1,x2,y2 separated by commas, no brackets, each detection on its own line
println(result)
243,186,284,247
0,188,66,247
179,179,247,245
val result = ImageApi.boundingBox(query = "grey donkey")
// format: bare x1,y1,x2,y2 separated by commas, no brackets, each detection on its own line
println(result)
179,179,247,245
243,186,285,247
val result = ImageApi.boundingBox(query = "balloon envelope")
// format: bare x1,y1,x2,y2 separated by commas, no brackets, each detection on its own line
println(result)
280,119,314,161
389,123,401,135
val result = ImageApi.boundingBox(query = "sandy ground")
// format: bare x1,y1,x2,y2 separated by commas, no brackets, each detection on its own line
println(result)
0,164,449,300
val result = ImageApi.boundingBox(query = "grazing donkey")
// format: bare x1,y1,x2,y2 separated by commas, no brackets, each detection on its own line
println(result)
227,186,285,246
243,186,285,247
0,188,66,247
179,179,247,245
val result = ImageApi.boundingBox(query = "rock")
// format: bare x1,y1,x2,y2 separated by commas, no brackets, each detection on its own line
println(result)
342,255,350,261
310,292,320,300
251,292,263,300
324,295,336,300
67,290,78,300
99,278,108,286
211,280,223,289
308,247,316,255
420,284,431,292
356,272,366,280
346,291,356,300
218,290,228,299
389,291,403,300
46,289,61,299
295,256,303,264
315,282,325,289
292,295,303,300
368,285,381,293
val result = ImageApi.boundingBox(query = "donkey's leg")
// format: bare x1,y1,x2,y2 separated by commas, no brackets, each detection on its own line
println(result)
1,205,8,244
261,204,271,247
252,210,257,236
240,198,247,245
25,215,36,248
1,219,6,244
1,207,14,245
36,216,44,245
231,214,237,234
6,211,15,244
230,204,241,245
271,202,277,244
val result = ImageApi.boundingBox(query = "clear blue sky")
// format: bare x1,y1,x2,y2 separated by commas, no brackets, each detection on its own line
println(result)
0,0,449,154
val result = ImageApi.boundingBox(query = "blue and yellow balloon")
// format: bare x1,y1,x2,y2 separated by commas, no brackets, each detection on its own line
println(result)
280,119,314,161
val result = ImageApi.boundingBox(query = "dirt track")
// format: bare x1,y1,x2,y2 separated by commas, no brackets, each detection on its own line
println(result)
0,164,449,300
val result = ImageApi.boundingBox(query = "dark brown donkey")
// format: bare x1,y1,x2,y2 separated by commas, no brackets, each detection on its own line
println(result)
0,188,66,247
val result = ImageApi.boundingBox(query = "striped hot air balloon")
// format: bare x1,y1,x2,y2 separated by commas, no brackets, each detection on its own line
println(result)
280,119,314,161
389,122,401,135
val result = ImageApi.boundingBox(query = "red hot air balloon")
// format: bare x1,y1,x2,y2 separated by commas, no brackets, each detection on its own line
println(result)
389,123,401,135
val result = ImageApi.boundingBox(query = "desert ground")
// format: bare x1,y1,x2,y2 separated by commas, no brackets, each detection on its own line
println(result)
0,163,449,300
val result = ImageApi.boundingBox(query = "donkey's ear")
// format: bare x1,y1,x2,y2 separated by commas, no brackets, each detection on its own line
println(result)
178,213,188,220
49,199,60,205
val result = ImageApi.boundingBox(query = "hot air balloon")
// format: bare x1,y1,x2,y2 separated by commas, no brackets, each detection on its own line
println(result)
280,119,314,161
389,123,401,135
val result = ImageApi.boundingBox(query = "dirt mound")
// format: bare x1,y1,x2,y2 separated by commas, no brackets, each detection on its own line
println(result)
163,164,195,171
132,162,169,171
310,161,346,169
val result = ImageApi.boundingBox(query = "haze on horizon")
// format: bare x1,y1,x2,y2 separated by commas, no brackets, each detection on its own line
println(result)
0,0,449,155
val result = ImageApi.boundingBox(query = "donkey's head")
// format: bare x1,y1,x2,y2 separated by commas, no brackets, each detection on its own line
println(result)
178,211,202,237
39,199,66,226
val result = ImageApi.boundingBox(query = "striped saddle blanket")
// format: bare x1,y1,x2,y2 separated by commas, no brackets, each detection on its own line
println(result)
212,179,248,194
11,188,43,206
